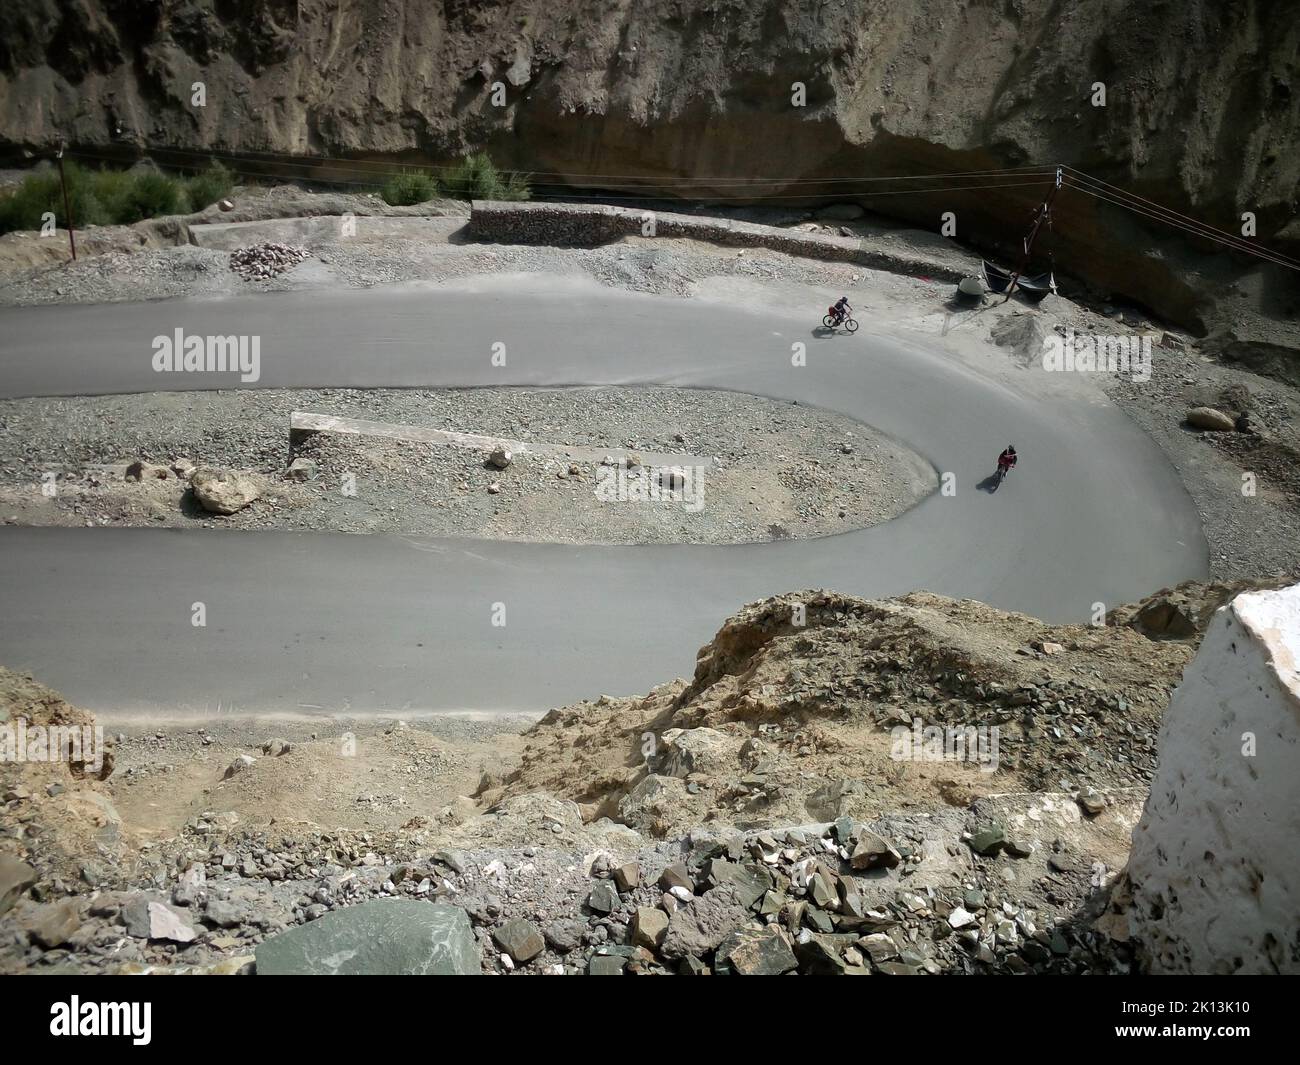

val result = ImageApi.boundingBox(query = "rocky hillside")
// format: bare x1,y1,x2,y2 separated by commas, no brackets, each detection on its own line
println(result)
2,1,1298,334
487,588,1203,838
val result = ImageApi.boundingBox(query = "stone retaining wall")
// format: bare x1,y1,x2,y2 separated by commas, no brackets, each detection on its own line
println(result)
469,200,968,284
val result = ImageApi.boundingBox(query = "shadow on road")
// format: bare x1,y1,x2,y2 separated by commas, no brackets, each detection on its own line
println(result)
978,471,1005,493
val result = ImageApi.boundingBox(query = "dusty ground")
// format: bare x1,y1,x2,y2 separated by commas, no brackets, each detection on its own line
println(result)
0,386,934,545
3,578,1215,975
5,576,1256,976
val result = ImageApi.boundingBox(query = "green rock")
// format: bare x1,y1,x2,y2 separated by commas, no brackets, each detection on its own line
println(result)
587,882,618,914
588,954,626,975
254,900,478,975
716,926,798,976
968,823,1007,856
810,872,837,909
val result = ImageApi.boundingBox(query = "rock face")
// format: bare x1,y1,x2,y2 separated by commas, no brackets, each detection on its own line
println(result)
1127,583,1300,974
1,1,1297,330
254,900,479,975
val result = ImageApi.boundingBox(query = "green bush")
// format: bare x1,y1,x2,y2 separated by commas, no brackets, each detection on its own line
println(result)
0,162,107,234
381,168,439,206
115,170,184,223
90,168,135,222
439,152,530,201
184,160,235,211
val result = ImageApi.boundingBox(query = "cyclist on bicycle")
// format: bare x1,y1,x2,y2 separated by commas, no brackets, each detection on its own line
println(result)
997,445,1018,474
828,296,851,325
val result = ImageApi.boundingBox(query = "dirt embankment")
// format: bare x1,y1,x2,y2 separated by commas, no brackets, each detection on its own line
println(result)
2,1,1298,340
0,578,1273,975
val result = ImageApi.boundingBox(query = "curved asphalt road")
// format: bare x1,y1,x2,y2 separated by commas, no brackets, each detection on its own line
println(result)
0,279,1207,716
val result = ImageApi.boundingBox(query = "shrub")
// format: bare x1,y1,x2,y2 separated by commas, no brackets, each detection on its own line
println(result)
114,169,184,223
439,152,530,201
0,162,107,234
184,160,235,211
381,168,439,206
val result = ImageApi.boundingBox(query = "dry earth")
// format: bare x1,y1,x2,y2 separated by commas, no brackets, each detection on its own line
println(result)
0,579,1256,975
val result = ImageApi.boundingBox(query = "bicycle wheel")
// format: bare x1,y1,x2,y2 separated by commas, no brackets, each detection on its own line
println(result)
822,314,837,328
844,317,859,333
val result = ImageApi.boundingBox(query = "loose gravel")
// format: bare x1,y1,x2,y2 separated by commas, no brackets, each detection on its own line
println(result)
0,386,935,544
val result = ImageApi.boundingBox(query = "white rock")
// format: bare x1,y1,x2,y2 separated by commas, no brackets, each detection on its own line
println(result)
1128,582,1300,974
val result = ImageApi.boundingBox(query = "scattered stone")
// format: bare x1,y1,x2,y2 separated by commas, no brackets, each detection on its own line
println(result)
26,899,82,948
487,447,512,470
632,906,669,950
285,458,317,482
716,925,798,975
148,901,197,943
968,823,1007,856
1077,789,1108,816
612,862,640,892
850,831,902,870
223,754,256,779
191,467,261,515
587,882,618,915
492,918,545,964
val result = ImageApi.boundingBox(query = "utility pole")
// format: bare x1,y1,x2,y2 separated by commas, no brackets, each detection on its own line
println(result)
1001,164,1062,303
56,141,77,261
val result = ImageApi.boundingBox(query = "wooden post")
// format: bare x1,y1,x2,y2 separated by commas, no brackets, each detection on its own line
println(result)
1002,165,1062,303
56,142,77,261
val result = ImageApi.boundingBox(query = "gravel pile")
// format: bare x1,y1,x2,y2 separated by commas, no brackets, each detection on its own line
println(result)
229,242,308,281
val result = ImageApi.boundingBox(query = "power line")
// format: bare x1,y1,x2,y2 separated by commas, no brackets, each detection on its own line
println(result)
61,141,1054,186
1060,169,1294,270
62,147,1051,202
1063,175,1300,273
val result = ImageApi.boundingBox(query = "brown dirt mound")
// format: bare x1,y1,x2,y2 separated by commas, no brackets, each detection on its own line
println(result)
492,589,1195,838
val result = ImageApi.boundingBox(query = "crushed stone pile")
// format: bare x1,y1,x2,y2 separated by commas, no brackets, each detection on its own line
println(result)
229,242,308,281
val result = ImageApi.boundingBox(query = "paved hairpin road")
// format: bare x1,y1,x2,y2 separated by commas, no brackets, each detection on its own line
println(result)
0,279,1206,716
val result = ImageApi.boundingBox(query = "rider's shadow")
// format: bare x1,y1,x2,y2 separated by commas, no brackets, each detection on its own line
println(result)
977,472,1003,493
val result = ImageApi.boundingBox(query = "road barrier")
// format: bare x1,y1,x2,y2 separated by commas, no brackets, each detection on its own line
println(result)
468,200,968,284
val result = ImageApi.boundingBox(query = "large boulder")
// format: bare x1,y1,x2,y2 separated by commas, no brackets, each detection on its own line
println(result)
660,727,739,778
1185,406,1235,431
660,884,750,960
191,467,262,514
255,900,479,975
1127,583,1300,974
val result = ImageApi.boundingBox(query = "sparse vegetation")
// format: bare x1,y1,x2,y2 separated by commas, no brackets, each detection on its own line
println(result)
380,167,439,206
183,160,235,211
0,159,236,235
377,153,530,206
439,152,531,202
